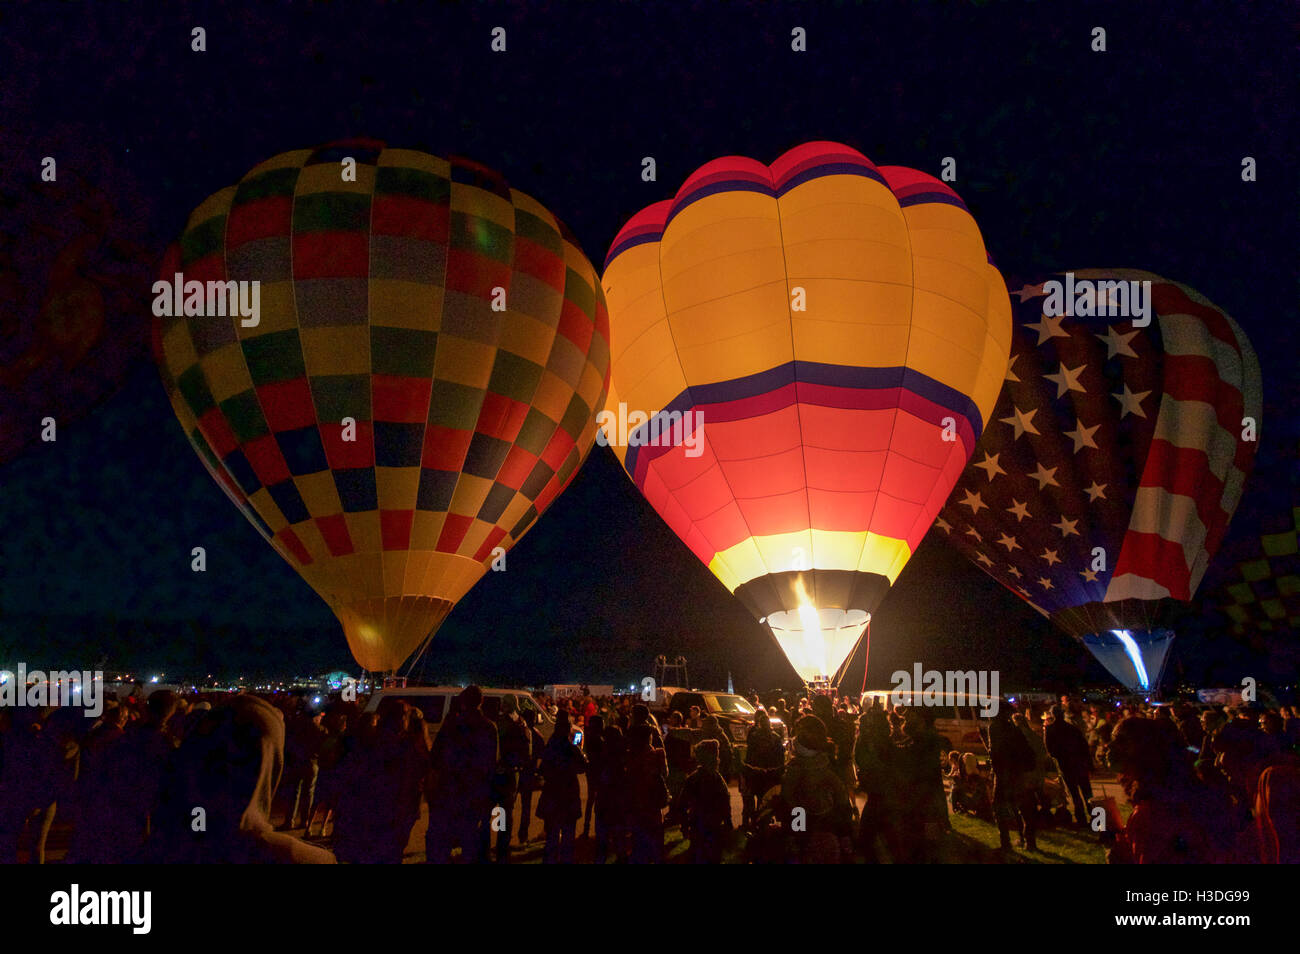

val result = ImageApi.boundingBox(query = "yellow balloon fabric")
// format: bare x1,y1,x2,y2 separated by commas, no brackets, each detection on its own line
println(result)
155,142,610,671
601,142,1010,681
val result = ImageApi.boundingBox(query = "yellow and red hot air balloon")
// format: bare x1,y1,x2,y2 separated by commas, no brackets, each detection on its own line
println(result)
601,142,1010,684
155,141,610,672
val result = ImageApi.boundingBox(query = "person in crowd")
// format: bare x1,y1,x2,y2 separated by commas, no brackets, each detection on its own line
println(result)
854,705,898,861
280,707,326,830
741,710,785,826
663,711,696,802
537,711,588,863
425,687,498,864
581,714,606,838
986,706,1037,852
139,694,335,863
517,707,545,845
332,697,426,863
1255,762,1300,864
1106,715,1225,863
306,707,349,838
812,695,856,790
622,724,669,863
1045,704,1093,827
629,704,664,750
489,694,531,862
699,714,734,781
894,707,948,860
1013,711,1051,821
781,715,853,863
673,738,732,863
595,724,627,862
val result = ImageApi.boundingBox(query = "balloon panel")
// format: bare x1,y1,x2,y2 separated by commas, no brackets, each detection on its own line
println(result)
156,142,610,670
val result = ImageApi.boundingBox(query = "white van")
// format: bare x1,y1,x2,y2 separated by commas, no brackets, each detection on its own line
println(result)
363,686,556,746
860,690,994,754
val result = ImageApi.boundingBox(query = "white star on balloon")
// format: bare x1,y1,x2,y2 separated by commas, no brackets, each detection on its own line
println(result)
1038,577,1054,590
1095,325,1139,359
1029,462,1060,489
1027,313,1070,346
1004,354,1021,383
1054,515,1080,537
1041,548,1061,567
1084,481,1108,502
964,526,983,542
959,489,988,514
996,533,1022,552
1111,383,1151,418
935,516,953,533
1013,282,1046,302
1065,419,1100,453
1007,499,1031,522
1007,566,1022,578
1079,567,1099,582
999,406,1040,440
974,451,1006,481
1044,362,1087,398
976,552,993,567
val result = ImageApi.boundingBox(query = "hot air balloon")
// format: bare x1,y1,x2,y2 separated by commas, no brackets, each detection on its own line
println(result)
1197,405,1299,675
1,132,156,463
155,141,610,672
933,269,1263,690
601,142,1011,686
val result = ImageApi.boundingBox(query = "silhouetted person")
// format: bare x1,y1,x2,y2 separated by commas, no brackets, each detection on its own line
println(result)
595,725,627,862
425,687,497,863
517,707,544,844
1045,704,1093,825
622,724,669,863
537,711,587,863
1107,715,1222,863
742,710,784,826
581,714,605,837
673,738,732,863
699,714,734,781
986,706,1037,852
488,694,531,862
781,716,852,863
333,697,426,863
140,695,335,863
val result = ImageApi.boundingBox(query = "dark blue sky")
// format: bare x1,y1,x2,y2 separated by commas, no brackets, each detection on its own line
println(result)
1,1,1294,689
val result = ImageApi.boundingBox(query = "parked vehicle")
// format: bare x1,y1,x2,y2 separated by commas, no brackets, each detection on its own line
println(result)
659,688,784,746
362,686,556,745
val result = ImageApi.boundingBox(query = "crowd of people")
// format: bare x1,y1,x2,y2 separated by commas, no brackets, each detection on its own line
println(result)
0,682,1297,864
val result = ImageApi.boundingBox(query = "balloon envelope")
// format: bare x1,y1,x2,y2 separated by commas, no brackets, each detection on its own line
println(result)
155,142,610,671
933,269,1262,686
601,142,1010,683
1,140,155,463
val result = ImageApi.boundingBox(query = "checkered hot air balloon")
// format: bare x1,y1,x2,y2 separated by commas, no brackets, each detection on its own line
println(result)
601,142,1011,685
1198,405,1299,675
932,269,1263,690
154,142,611,672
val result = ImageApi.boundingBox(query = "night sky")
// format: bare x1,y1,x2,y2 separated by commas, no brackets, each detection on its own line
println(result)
1,2,1294,691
